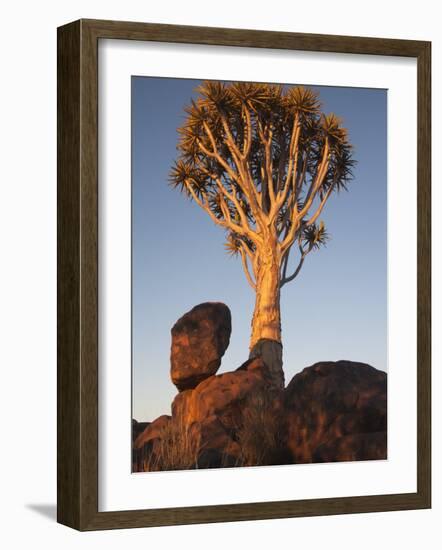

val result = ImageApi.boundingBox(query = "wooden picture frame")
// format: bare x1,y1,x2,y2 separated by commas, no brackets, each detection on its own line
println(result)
57,18,431,530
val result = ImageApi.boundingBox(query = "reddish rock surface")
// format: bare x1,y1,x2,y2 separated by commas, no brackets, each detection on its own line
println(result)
190,415,242,468
170,302,231,392
284,360,387,463
172,357,274,431
132,415,171,471
134,414,171,449
313,431,387,462
132,419,150,443
169,357,284,468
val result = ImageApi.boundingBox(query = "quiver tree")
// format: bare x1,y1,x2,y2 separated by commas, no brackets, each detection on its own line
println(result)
170,81,355,388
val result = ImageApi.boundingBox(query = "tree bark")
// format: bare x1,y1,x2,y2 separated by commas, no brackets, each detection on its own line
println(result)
249,244,285,389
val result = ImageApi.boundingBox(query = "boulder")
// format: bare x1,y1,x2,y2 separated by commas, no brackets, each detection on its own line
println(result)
172,357,274,432
284,360,387,463
134,414,171,449
132,419,150,444
171,357,285,467
132,415,171,472
313,431,387,463
191,415,242,468
170,302,231,391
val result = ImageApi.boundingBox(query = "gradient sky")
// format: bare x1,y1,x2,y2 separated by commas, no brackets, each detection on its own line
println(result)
132,77,387,422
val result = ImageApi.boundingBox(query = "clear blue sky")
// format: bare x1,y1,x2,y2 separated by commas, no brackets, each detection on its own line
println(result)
132,77,387,422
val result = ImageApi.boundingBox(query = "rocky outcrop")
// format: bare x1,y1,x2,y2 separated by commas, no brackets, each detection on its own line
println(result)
170,302,231,392
170,357,283,468
134,414,171,449
132,415,171,471
284,360,387,463
313,431,387,462
132,419,150,444
172,357,274,429
191,415,242,468
134,305,388,472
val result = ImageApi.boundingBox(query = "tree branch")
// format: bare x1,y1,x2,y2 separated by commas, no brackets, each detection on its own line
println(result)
305,184,334,226
255,118,275,217
294,151,309,201
275,114,300,214
242,105,253,159
197,132,240,187
239,244,256,290
297,139,330,219
280,253,306,287
200,121,264,230
281,139,330,253
185,180,250,239
280,240,309,287
213,176,257,240
265,129,276,208
220,113,242,160
194,151,261,245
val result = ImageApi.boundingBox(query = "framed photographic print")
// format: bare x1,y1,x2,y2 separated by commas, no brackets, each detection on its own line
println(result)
57,19,431,530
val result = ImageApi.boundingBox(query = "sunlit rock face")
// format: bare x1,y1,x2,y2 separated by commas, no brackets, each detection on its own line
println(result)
172,357,273,427
170,302,232,392
170,357,286,469
284,361,387,463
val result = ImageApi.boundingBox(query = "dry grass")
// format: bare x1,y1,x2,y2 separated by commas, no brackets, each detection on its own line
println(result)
235,390,283,467
145,417,199,472
137,390,284,471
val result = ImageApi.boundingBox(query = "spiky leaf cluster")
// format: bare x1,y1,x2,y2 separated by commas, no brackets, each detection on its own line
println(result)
224,232,256,257
302,221,329,251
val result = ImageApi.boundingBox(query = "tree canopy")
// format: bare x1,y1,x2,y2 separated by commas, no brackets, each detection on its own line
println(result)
170,81,355,291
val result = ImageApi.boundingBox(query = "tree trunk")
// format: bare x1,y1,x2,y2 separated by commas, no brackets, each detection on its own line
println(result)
249,245,284,389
